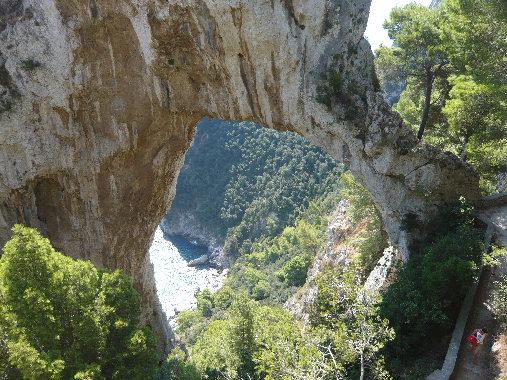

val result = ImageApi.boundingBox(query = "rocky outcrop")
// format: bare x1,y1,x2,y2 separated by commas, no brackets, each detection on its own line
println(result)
161,210,225,257
285,199,355,323
0,0,480,354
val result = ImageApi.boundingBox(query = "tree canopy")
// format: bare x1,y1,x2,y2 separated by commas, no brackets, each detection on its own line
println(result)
376,0,506,193
0,225,158,380
376,3,449,140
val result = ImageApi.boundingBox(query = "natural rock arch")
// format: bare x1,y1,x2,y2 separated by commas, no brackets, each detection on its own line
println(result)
0,0,479,353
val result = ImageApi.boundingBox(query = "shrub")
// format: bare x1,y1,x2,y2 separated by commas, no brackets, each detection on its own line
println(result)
492,275,507,329
380,200,483,361
176,310,202,334
197,290,215,318
214,286,235,310
155,348,201,380
252,280,271,300
282,255,312,287
316,69,346,108
20,59,40,71
0,225,158,379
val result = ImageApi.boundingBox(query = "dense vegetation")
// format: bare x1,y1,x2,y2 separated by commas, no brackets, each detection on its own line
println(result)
168,161,398,379
0,226,158,380
380,199,484,378
167,119,344,256
375,0,506,193
170,190,484,379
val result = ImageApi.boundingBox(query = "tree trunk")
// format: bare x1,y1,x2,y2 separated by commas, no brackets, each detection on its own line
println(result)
460,133,470,161
360,353,364,380
417,69,434,140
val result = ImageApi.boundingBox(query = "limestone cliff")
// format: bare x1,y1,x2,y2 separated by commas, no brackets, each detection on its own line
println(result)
0,0,480,354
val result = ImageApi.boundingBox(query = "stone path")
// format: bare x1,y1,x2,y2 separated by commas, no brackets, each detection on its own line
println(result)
450,205,507,380
450,266,504,379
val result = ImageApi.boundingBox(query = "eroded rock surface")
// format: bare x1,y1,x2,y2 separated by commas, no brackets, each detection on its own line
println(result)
0,0,480,353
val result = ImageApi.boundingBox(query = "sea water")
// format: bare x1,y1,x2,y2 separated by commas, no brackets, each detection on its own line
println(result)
149,226,227,324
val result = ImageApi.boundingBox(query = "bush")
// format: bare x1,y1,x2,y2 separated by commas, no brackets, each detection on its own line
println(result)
252,280,271,300
380,200,483,361
214,286,235,310
176,310,202,334
492,275,507,329
155,348,201,380
316,70,345,108
282,255,312,287
20,59,40,71
0,225,158,379
197,290,214,318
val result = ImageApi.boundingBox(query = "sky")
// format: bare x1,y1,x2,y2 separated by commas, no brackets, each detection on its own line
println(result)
365,0,433,51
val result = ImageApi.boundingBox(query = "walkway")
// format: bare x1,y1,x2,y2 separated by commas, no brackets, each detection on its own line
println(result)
450,205,507,379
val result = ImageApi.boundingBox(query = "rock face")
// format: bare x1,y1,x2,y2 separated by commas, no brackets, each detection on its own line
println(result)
285,199,354,323
0,0,480,354
160,211,226,265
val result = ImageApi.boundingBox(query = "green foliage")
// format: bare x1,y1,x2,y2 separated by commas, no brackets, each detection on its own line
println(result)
197,290,215,318
190,293,261,380
281,255,312,287
20,59,40,71
380,3,449,140
176,310,202,335
340,172,376,223
224,214,326,306
251,280,271,301
340,172,389,278
0,225,158,380
483,245,507,271
377,0,506,193
492,275,507,329
167,119,343,254
440,75,506,191
311,267,395,380
155,348,201,380
185,286,392,380
214,286,235,310
316,69,345,107
442,0,506,86
380,200,484,372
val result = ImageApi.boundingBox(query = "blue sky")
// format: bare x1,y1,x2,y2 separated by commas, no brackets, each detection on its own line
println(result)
365,0,433,51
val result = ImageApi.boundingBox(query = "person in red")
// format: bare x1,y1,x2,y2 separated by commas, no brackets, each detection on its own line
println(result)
467,327,488,364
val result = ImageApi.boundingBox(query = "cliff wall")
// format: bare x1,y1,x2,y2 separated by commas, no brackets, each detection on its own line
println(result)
0,0,480,354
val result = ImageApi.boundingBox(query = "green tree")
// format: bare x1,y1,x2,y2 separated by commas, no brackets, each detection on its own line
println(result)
340,172,388,278
346,290,394,380
441,75,506,191
227,294,258,379
492,275,507,329
155,348,201,380
197,290,215,318
381,200,483,368
310,267,394,379
0,225,158,380
282,255,312,287
377,3,449,140
191,293,259,380
254,306,348,380
191,320,234,378
443,0,506,86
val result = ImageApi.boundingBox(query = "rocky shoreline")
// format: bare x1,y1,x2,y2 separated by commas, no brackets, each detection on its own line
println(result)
160,210,232,269
149,226,228,328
